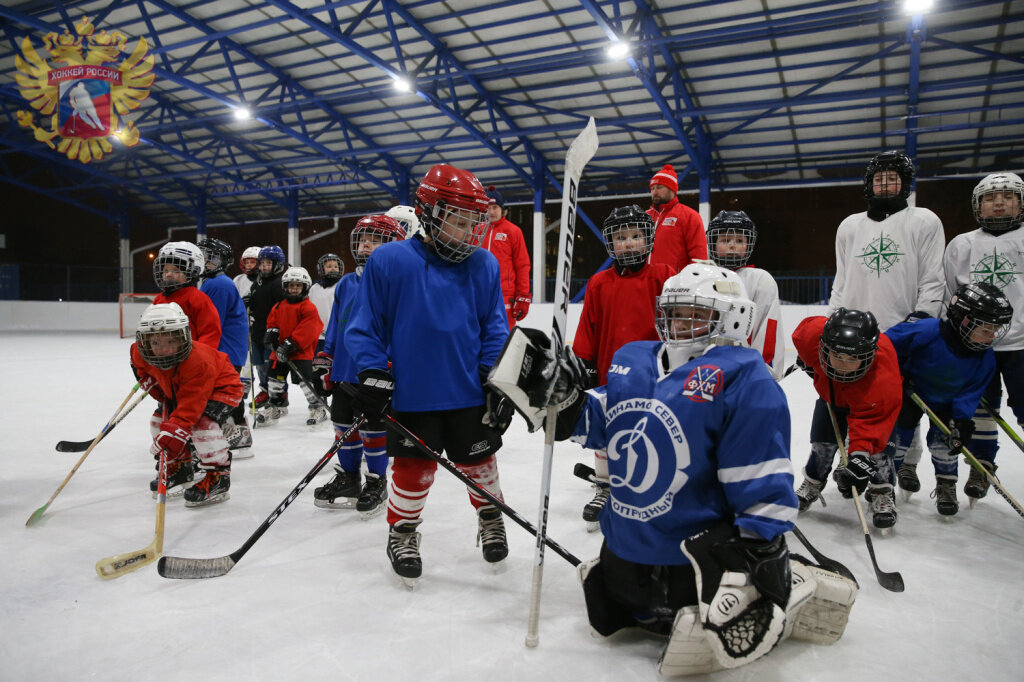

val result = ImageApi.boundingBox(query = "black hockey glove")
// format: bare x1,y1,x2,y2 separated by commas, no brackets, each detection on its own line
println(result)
945,418,975,455
203,400,234,426
275,338,300,363
482,386,514,436
312,352,334,396
264,327,280,348
903,310,931,323
353,369,394,420
835,451,874,495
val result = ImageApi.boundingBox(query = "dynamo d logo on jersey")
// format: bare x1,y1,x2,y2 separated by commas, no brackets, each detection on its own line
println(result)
681,364,724,402
604,399,689,522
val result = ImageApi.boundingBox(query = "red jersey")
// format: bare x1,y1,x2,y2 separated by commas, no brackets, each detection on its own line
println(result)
481,216,531,302
130,342,243,431
646,197,707,271
266,298,323,365
155,286,222,349
572,263,676,384
792,316,902,456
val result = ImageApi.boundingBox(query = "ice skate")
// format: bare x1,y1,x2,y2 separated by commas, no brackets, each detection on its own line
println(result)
387,519,423,588
964,460,996,508
897,463,920,502
477,505,508,570
251,390,269,415
254,404,278,428
866,485,897,535
305,405,329,428
313,466,361,509
183,470,230,508
226,423,254,460
356,473,387,519
931,478,959,520
795,476,826,513
150,458,195,499
582,486,609,532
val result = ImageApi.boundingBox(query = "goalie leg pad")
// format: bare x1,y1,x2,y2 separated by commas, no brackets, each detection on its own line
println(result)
658,606,726,677
785,555,858,645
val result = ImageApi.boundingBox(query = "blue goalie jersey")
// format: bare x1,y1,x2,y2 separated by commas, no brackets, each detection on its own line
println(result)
571,341,797,565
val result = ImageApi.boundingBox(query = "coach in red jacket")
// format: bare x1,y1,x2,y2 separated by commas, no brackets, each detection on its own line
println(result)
481,186,532,328
645,164,707,272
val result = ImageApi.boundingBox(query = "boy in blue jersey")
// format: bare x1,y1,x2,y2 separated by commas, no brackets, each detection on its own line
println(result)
345,164,513,587
198,236,254,457
312,214,405,516
884,282,1011,516
493,263,855,674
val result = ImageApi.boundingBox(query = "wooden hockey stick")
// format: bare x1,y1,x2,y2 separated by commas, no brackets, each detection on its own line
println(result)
55,386,148,452
526,117,599,649
909,392,1024,519
980,397,1024,454
95,447,168,579
826,403,905,592
285,358,329,410
29,384,142,526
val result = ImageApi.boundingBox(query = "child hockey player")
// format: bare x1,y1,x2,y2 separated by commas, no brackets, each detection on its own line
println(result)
345,163,511,586
705,210,785,379
198,237,253,457
385,204,422,239
490,263,855,676
884,282,1010,517
480,185,531,328
234,245,261,299
153,241,221,348
572,205,675,528
309,253,344,353
943,172,1024,504
248,245,288,407
312,214,405,516
131,303,242,506
260,266,325,427
792,309,903,531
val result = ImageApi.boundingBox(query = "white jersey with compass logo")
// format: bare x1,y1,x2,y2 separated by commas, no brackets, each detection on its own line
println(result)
829,207,945,330
944,226,1024,350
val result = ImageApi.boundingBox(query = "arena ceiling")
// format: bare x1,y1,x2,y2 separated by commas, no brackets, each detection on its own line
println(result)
0,0,1021,228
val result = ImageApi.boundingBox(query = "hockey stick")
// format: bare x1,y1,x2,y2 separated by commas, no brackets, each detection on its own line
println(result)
526,116,598,648
95,447,168,579
909,392,1024,519
29,384,144,526
782,363,800,379
826,402,905,592
56,385,148,452
382,412,581,568
157,420,364,579
980,397,1024,454
285,358,329,410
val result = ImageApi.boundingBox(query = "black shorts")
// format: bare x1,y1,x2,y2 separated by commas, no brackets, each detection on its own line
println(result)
330,382,359,424
387,405,502,464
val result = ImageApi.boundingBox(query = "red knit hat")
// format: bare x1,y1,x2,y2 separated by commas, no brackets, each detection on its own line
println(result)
650,164,678,193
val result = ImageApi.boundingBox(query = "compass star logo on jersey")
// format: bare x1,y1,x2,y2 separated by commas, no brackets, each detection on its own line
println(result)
681,364,724,402
857,231,905,278
971,247,1022,290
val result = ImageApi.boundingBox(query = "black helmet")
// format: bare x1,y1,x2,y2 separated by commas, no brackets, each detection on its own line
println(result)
863,150,914,202
706,210,757,269
602,205,655,268
819,308,880,382
946,282,1013,351
198,237,233,277
316,253,344,284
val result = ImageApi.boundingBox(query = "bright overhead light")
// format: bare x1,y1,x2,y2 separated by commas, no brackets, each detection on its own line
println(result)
904,0,934,14
392,76,412,93
233,106,251,121
607,39,630,60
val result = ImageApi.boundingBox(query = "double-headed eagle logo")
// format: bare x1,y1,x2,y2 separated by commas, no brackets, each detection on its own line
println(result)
14,16,154,163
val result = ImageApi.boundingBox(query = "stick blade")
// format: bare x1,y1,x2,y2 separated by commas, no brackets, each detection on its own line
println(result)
25,504,50,527
864,535,904,592
158,554,235,579
95,546,159,579
565,117,599,178
55,440,91,452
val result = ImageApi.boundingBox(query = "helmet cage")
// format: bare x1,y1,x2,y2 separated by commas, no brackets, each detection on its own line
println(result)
602,206,655,267
707,211,757,269
972,173,1024,233
418,199,488,263
281,266,312,302
136,303,192,370
655,264,755,349
350,215,404,267
863,150,915,201
239,246,261,274
947,282,1013,351
258,246,286,277
819,309,879,383
153,242,203,293
198,237,233,276
316,253,344,282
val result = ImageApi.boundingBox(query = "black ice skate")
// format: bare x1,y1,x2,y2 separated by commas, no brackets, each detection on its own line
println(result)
795,476,827,513
306,405,330,428
150,458,195,499
897,463,920,501
964,460,996,506
477,505,508,568
388,519,423,588
866,485,897,535
313,466,361,509
356,473,387,519
183,469,230,508
582,485,609,532
931,478,959,519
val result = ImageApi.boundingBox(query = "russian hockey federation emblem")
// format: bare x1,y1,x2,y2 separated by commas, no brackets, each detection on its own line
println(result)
971,247,1022,290
857,231,904,277
681,365,724,402
14,15,154,163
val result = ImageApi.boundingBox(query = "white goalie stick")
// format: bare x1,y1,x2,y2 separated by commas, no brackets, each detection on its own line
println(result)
524,117,599,648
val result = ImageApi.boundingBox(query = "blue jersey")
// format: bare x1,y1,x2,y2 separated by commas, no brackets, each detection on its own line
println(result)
885,318,995,420
345,238,509,412
571,341,797,566
199,273,248,366
323,271,362,383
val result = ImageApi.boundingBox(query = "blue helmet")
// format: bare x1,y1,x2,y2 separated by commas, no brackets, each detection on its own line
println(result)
258,245,286,277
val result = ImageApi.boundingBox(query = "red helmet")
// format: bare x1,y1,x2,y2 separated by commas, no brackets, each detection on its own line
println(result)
414,164,490,263
350,214,405,267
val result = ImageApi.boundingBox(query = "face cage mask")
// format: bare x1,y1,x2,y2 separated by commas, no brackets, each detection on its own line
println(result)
956,317,1009,352
818,343,875,383
350,228,397,268
284,283,310,303
154,255,198,293
428,204,487,263
137,328,192,369
603,221,654,267
202,250,226,276
655,296,728,349
708,227,756,269
973,189,1024,233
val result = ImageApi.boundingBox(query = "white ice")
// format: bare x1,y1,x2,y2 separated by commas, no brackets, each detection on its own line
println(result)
2,331,1022,681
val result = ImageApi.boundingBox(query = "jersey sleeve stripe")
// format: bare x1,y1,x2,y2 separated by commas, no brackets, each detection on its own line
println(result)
718,457,792,484
740,501,798,524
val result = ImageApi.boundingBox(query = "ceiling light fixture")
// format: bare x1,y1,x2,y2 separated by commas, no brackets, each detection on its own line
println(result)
904,0,934,14
233,106,252,121
607,39,630,60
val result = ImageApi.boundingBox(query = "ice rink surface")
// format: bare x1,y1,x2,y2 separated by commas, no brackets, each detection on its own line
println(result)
2,331,1022,681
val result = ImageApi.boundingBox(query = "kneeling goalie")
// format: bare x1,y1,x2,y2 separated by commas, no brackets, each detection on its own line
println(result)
490,262,858,675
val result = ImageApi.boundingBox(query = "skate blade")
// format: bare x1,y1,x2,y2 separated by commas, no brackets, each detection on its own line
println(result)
152,483,194,500
231,448,255,460
877,526,895,537
968,497,979,509
585,520,600,533
899,489,915,503
487,559,508,575
313,497,357,510
358,504,386,520
938,514,957,523
184,491,230,508
397,575,420,590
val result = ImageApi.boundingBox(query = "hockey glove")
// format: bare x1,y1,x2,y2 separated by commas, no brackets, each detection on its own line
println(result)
135,373,166,402
353,369,394,420
945,418,975,455
275,338,300,364
511,296,531,321
263,327,280,349
903,310,931,323
834,451,874,495
154,421,191,461
482,385,514,435
312,352,334,395
203,400,234,426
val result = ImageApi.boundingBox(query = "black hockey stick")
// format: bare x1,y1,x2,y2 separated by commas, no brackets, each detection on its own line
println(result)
285,358,329,409
157,419,364,579
55,383,146,452
826,402,905,592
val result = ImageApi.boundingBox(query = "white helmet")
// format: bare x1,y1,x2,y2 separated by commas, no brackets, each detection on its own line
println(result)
655,260,756,353
386,204,424,241
281,266,312,302
153,241,204,293
136,302,192,369
972,172,1024,233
